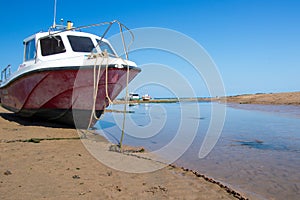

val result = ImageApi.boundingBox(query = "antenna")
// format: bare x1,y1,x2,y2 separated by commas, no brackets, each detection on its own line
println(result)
52,0,57,28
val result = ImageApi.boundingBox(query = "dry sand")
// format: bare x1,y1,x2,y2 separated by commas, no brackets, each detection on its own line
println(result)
0,107,244,200
220,91,300,105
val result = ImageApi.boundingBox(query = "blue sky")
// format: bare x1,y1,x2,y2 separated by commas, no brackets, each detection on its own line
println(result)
0,0,299,97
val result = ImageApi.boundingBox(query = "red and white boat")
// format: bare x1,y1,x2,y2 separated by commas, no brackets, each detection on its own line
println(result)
142,94,151,101
0,20,141,128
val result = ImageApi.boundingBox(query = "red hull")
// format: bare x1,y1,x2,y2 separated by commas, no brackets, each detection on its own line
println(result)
0,66,140,127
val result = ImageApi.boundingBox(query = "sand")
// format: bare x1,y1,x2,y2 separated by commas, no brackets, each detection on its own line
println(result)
220,91,300,105
0,107,244,200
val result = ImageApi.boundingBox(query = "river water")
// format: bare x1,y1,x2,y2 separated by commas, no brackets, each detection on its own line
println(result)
95,102,300,200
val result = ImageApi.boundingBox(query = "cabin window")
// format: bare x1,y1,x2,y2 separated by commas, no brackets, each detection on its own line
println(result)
68,36,95,52
24,39,36,61
40,36,66,56
96,39,116,56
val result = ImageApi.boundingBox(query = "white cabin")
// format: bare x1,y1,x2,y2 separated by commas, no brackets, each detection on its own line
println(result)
20,30,117,70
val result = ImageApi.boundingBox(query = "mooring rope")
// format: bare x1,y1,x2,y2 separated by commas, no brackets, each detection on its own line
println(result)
86,21,135,150
118,23,131,148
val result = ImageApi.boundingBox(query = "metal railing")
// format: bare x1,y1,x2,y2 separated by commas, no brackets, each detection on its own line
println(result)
1,64,11,84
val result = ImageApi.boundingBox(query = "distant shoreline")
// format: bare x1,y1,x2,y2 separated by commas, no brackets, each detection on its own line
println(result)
114,97,211,104
217,91,300,105
115,91,300,106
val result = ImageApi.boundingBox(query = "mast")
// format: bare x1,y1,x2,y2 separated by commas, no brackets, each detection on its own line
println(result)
52,0,57,28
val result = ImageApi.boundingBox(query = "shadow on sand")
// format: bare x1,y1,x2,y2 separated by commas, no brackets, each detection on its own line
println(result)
0,112,72,129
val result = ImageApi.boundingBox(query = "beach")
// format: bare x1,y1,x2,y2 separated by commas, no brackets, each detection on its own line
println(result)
221,92,300,105
0,106,243,200
1,91,299,199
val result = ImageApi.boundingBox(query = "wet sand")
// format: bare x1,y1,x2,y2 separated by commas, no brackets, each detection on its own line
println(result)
0,107,244,200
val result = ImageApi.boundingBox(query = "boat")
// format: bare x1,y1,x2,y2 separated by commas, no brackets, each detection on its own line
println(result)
128,93,140,107
129,92,140,101
0,20,141,128
142,94,151,101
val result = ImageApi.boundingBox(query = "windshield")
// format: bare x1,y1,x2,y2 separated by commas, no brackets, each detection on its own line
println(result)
96,39,116,56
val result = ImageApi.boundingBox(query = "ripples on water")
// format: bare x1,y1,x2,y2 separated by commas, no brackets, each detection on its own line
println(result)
96,102,300,200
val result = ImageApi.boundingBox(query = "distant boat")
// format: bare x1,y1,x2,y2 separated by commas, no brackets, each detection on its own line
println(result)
129,93,140,101
142,94,151,101
0,20,141,128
